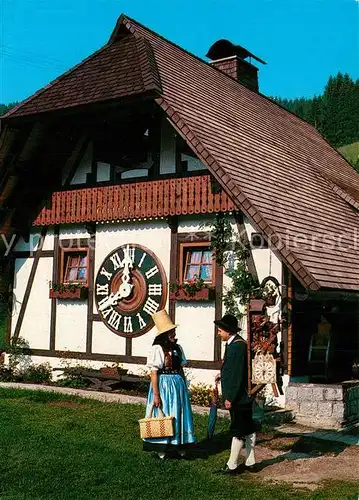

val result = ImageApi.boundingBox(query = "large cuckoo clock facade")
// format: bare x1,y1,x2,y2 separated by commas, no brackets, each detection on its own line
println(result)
95,244,167,337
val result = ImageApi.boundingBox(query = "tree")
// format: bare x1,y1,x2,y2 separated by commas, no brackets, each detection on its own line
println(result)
271,73,359,148
0,102,19,116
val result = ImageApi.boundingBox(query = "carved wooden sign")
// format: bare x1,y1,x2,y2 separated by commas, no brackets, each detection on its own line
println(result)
252,353,276,384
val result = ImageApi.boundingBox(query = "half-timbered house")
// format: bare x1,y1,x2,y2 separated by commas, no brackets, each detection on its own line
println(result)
1,14,358,427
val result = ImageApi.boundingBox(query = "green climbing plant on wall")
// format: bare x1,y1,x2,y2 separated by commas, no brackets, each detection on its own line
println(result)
209,213,262,319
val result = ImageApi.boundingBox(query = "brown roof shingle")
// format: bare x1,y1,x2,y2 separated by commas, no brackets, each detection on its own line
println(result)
3,14,359,291
120,15,359,291
4,34,162,118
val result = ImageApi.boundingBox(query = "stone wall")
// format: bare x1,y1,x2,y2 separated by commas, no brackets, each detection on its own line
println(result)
344,381,359,424
285,381,359,429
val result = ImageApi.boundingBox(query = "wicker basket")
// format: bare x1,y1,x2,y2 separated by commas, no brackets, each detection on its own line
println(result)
139,404,175,439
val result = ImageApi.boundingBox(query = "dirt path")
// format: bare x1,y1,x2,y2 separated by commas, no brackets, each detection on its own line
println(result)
251,435,359,490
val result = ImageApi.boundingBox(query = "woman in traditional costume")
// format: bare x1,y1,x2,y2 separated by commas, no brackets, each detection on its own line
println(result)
142,309,196,459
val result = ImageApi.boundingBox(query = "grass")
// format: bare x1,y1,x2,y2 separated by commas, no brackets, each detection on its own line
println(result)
0,387,357,500
338,141,359,164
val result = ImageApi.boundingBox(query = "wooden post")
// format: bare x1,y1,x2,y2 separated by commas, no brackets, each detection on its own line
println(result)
247,306,252,394
287,271,293,376
168,216,178,322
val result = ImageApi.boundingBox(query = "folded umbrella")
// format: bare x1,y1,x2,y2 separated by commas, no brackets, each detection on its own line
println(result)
207,381,219,440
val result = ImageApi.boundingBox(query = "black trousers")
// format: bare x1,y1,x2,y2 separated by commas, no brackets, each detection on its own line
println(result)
229,401,255,439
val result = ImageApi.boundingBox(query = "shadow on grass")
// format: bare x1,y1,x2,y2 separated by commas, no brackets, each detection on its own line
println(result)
189,428,351,473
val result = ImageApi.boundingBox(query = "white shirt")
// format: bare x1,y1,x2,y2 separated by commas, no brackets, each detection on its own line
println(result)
146,344,187,371
226,334,236,346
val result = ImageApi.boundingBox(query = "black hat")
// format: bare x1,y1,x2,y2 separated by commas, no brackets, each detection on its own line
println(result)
214,314,241,335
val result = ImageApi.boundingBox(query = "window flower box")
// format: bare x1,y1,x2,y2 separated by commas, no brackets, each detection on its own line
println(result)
169,287,215,301
49,286,88,300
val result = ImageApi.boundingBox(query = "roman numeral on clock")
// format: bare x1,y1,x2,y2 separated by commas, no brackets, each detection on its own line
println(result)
96,283,109,296
98,296,111,310
110,252,123,271
136,312,147,329
100,267,112,281
143,297,159,315
145,266,159,279
138,252,146,268
148,284,162,296
128,247,135,262
108,310,121,330
124,316,133,333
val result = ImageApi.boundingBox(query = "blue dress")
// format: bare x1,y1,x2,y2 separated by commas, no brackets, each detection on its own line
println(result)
142,344,196,453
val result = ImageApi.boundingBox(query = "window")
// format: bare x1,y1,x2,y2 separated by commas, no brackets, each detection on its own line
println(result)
60,248,88,284
179,242,215,284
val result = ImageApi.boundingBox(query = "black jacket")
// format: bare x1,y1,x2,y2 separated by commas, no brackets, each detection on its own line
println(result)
221,334,252,405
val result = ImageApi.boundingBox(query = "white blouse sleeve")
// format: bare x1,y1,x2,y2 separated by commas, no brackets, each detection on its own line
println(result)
146,345,164,371
178,345,188,366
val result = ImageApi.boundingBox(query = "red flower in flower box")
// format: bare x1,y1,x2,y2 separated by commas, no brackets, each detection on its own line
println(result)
49,286,88,300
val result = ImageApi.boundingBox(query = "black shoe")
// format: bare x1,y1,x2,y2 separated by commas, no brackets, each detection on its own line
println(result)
244,464,261,473
213,465,240,475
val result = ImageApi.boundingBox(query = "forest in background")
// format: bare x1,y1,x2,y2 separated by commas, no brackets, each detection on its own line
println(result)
272,72,359,168
1,72,358,167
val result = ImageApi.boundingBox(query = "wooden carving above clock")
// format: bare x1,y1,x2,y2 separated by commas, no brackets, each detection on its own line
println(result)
94,244,167,337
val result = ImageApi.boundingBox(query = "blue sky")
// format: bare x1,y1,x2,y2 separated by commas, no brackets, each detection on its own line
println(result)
1,0,358,104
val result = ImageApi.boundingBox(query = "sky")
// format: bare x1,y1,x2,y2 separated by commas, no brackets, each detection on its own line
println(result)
0,0,358,104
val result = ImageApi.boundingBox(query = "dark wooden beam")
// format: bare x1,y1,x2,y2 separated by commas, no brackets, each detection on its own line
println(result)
12,250,54,258
25,348,221,370
5,256,15,345
287,270,293,376
125,338,132,356
168,216,178,322
13,227,47,340
214,264,223,361
86,226,96,354
281,264,289,375
63,135,89,187
49,226,59,351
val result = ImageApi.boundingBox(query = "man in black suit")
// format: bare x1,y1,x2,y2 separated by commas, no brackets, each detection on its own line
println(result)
213,314,256,474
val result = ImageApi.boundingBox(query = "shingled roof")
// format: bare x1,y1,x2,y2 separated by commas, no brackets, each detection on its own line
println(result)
2,14,359,291
3,34,162,117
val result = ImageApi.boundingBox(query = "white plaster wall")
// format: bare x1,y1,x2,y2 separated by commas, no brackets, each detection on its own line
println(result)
175,303,215,360
244,218,282,286
160,119,176,175
121,168,148,180
13,229,54,253
71,143,92,185
92,321,126,355
94,221,171,356
178,215,215,234
244,217,282,327
97,162,111,182
182,153,205,172
55,302,87,352
11,257,52,349
59,225,90,241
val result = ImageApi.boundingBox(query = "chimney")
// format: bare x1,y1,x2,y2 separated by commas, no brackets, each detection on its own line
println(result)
206,39,266,92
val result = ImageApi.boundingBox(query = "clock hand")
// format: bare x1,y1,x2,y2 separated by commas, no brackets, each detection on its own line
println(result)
119,245,133,298
98,288,125,311
122,245,133,284
98,246,135,312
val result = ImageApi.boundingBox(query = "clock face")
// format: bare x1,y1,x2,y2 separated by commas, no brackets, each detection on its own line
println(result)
94,244,167,338
252,354,276,384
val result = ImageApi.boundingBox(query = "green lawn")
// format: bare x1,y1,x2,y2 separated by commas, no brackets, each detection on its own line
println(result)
0,388,357,500
339,141,359,164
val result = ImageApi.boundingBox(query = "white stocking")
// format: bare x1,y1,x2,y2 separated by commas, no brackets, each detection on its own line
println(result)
245,433,256,466
227,437,244,470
